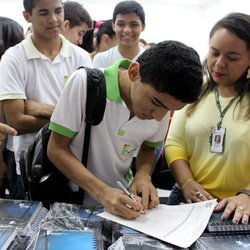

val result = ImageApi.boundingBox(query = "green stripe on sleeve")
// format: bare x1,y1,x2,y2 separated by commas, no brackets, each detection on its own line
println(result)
143,140,163,148
49,122,77,138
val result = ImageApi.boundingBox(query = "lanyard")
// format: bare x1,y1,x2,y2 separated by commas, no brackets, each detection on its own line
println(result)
214,87,238,129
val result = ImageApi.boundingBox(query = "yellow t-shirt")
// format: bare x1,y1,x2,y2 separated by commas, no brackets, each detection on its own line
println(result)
165,92,250,200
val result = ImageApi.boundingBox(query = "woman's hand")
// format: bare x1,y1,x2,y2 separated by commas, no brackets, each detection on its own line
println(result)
181,179,214,203
215,194,250,224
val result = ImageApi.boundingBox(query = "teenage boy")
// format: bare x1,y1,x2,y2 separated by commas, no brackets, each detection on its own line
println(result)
61,1,92,46
93,0,145,68
0,0,92,199
48,40,203,219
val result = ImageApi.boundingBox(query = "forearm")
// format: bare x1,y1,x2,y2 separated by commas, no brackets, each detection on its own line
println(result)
134,144,156,181
25,100,54,119
3,99,49,135
169,159,194,188
7,114,48,135
47,136,110,205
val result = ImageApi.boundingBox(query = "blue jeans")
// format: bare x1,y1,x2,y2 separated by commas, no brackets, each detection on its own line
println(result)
167,185,186,205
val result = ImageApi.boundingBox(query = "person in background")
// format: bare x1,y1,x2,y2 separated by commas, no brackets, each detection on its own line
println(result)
0,0,92,199
61,1,92,46
139,38,147,47
93,0,145,68
92,20,104,47
47,40,203,219
0,16,24,198
90,19,117,60
165,12,250,224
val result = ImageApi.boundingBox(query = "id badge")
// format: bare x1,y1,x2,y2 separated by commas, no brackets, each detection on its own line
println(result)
210,127,226,153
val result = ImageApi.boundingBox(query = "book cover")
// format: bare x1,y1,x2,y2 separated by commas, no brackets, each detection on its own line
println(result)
207,212,250,233
191,233,250,250
34,229,99,250
0,199,43,234
0,226,16,250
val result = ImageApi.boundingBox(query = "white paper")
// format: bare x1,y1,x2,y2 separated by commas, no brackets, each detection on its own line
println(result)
98,199,217,248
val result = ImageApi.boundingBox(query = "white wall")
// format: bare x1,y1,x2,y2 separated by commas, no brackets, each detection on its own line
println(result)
0,0,249,60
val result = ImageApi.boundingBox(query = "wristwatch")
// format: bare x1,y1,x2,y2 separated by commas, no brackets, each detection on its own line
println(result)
236,189,250,197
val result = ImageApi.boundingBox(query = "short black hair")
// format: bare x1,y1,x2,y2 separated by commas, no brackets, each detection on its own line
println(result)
63,1,92,29
24,0,63,15
113,0,145,25
23,0,37,14
137,40,203,103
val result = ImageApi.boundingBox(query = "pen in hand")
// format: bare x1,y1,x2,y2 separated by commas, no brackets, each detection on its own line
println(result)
117,181,136,201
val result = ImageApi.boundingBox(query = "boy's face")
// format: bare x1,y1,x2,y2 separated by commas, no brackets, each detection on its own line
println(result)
113,13,145,48
23,0,64,41
61,21,89,45
129,63,186,121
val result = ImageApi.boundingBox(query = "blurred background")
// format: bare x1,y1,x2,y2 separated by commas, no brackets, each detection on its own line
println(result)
0,0,249,60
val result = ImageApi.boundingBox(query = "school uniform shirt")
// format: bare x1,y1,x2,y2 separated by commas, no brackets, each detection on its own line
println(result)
49,59,170,206
92,45,145,68
0,34,92,175
165,92,250,200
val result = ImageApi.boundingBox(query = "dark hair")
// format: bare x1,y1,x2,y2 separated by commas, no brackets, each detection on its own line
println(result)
80,29,95,53
189,12,250,117
23,0,63,15
63,1,92,29
112,0,145,25
0,17,24,59
137,40,203,103
95,19,115,49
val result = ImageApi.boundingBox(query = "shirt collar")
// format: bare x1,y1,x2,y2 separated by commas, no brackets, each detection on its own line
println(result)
22,34,74,60
104,59,132,103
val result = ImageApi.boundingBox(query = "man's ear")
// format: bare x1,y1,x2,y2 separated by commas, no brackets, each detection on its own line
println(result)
128,62,141,82
141,23,146,32
62,20,70,31
23,11,31,23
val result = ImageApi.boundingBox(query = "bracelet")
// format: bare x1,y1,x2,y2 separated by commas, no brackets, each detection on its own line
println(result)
236,189,250,197
180,178,193,190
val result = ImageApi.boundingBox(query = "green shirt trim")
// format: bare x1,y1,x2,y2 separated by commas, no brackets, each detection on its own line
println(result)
143,140,163,148
49,122,76,138
104,59,132,103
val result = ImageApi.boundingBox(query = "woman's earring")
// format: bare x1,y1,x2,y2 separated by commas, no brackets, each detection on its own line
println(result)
247,68,250,79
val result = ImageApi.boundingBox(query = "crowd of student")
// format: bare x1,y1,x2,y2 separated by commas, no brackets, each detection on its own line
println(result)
0,0,249,224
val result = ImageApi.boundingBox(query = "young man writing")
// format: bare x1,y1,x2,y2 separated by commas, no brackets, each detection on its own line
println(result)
48,40,203,219
0,0,92,198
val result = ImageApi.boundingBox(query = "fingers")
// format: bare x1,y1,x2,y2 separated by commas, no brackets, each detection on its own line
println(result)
0,123,17,140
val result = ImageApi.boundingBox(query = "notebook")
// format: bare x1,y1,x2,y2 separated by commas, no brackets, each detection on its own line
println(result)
207,212,250,233
34,229,100,250
0,199,44,234
0,227,17,250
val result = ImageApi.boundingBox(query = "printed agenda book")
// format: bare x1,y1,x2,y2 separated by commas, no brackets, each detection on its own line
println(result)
34,229,100,250
0,227,17,250
0,199,44,234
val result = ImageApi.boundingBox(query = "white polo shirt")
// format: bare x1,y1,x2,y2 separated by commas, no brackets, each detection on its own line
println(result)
49,59,170,206
92,45,145,68
0,34,92,174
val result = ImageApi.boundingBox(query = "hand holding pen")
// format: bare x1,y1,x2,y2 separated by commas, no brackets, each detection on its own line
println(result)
117,181,144,214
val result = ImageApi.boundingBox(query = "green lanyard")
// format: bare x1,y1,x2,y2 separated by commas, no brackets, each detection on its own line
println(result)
214,87,238,129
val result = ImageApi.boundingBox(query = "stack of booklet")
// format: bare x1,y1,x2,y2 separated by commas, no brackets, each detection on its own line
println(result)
0,198,48,250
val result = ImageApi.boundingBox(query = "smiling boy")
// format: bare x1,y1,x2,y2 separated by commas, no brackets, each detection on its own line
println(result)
93,0,145,68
